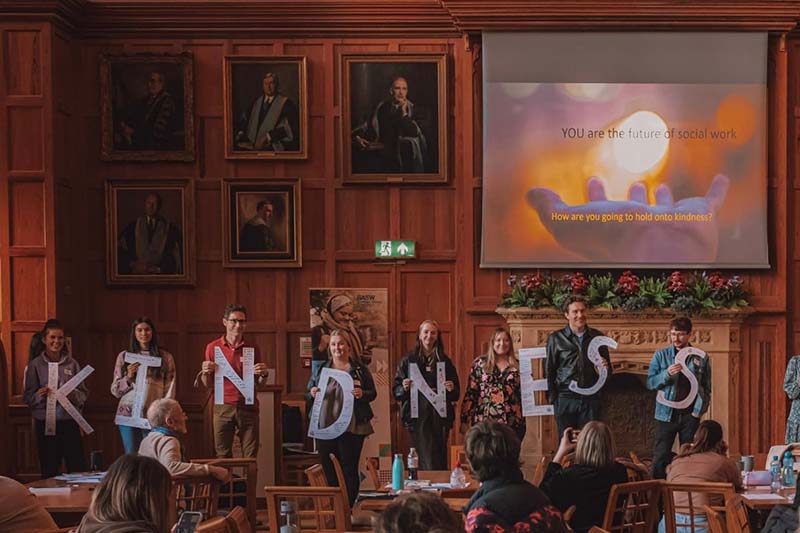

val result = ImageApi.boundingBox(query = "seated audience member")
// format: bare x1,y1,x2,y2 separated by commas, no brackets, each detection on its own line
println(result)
463,420,565,532
761,473,800,533
76,454,175,533
0,476,58,532
139,398,230,482
660,419,742,533
539,421,628,533
375,492,461,533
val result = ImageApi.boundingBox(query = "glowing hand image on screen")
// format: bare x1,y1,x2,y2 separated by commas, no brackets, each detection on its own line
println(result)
526,174,730,263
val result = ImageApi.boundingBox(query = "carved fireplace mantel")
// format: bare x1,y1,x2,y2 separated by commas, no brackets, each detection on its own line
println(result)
497,306,752,464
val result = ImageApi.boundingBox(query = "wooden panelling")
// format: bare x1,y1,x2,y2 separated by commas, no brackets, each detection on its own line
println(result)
11,257,47,322
7,107,44,172
398,267,453,325
10,180,45,247
4,30,42,96
334,188,391,252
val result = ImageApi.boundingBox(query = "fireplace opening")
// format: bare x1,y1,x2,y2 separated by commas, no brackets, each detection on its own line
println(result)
598,372,656,462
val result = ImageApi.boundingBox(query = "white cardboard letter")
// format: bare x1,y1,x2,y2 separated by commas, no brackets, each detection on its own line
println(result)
409,362,447,418
214,346,254,405
308,368,354,440
45,363,95,436
568,336,616,396
114,352,162,430
656,347,707,410
519,347,554,416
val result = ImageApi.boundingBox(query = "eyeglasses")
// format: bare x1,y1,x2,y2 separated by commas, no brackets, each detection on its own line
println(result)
225,318,247,325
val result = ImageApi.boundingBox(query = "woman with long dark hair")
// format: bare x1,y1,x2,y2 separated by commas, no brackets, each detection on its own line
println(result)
111,317,176,453
23,319,88,478
393,319,460,470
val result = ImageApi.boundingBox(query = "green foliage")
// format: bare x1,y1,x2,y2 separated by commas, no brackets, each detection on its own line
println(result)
586,274,620,309
638,277,671,308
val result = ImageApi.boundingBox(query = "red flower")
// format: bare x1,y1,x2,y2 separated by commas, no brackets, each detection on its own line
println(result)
667,271,688,293
565,272,589,294
617,270,640,295
707,271,727,290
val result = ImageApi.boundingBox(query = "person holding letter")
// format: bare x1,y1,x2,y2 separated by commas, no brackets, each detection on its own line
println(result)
306,330,376,506
393,320,460,470
461,327,526,441
545,296,611,438
198,304,270,458
647,316,711,479
23,319,89,478
111,317,176,454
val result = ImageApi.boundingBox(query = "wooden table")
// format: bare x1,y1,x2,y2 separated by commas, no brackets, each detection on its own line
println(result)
27,477,95,527
357,470,478,513
741,486,794,510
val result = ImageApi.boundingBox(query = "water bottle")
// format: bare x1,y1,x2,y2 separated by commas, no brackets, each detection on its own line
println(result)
392,453,404,491
782,451,795,487
770,455,782,492
407,447,419,480
450,460,466,489
279,501,298,533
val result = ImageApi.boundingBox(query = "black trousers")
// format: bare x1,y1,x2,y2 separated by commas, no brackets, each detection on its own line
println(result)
410,423,450,471
34,419,86,479
652,411,700,479
554,395,600,439
316,432,366,507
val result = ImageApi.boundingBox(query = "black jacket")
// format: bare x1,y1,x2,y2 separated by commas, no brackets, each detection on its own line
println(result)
305,358,376,425
539,461,628,533
545,325,612,402
393,349,460,430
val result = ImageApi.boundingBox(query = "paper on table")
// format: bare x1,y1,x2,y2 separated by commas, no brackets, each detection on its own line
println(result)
308,368,354,440
656,347,707,410
114,352,162,429
519,347,553,416
214,346,254,405
568,336,616,396
744,493,786,500
46,364,95,436
409,362,447,418
29,487,72,495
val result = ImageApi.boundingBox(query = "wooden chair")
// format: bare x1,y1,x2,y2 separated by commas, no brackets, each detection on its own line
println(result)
724,494,751,533
662,482,735,533
450,444,471,472
615,458,651,482
365,457,383,489
598,480,662,533
194,457,257,530
564,505,577,523
196,516,231,533
588,528,612,533
702,505,726,533
264,486,351,532
224,506,252,533
532,456,548,486
305,463,328,487
173,474,220,520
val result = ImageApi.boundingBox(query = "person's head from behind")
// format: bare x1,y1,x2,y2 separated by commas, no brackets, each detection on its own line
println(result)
147,398,188,435
574,421,615,469
374,491,461,533
90,454,173,533
465,420,521,482
683,419,726,456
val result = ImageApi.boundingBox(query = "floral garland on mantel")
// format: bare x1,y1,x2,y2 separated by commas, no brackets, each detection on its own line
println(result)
501,271,749,315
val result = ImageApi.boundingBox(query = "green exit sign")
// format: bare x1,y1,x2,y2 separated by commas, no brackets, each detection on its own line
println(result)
375,240,416,259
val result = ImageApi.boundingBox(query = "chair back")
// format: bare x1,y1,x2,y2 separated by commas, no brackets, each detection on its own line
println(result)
225,506,252,533
662,482,735,533
264,485,351,531
365,457,383,489
194,457,257,530
600,479,662,533
305,463,328,487
531,456,547,486
450,444,471,473
173,474,220,519
196,516,231,533
702,505,726,533
615,458,651,482
724,494,751,533
328,453,352,512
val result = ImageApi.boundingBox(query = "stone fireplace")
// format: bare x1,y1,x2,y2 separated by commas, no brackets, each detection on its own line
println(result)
497,307,751,466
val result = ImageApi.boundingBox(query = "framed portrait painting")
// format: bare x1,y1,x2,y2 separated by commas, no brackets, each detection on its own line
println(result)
222,178,302,268
100,53,195,161
341,53,448,183
223,56,308,159
105,179,195,286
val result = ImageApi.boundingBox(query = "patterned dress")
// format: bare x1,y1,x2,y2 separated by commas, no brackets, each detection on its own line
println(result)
461,356,526,440
784,355,800,444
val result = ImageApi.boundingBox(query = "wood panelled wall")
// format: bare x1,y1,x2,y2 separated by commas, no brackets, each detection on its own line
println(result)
1,6,799,477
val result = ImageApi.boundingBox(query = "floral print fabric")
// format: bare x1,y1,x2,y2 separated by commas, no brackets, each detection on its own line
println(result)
465,504,566,532
461,356,525,436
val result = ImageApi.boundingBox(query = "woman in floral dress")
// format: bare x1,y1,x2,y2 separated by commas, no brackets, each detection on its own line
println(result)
784,355,800,443
460,327,526,441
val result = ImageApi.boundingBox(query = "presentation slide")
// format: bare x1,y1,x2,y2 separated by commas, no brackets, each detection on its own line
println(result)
481,33,768,268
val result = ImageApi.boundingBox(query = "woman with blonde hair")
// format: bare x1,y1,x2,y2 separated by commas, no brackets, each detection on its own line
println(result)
540,421,628,533
75,454,175,533
460,327,525,440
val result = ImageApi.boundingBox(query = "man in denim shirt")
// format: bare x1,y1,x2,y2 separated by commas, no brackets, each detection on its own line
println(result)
647,317,711,479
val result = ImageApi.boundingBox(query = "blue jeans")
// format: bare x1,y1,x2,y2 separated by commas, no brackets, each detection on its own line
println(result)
659,513,708,533
119,425,150,454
